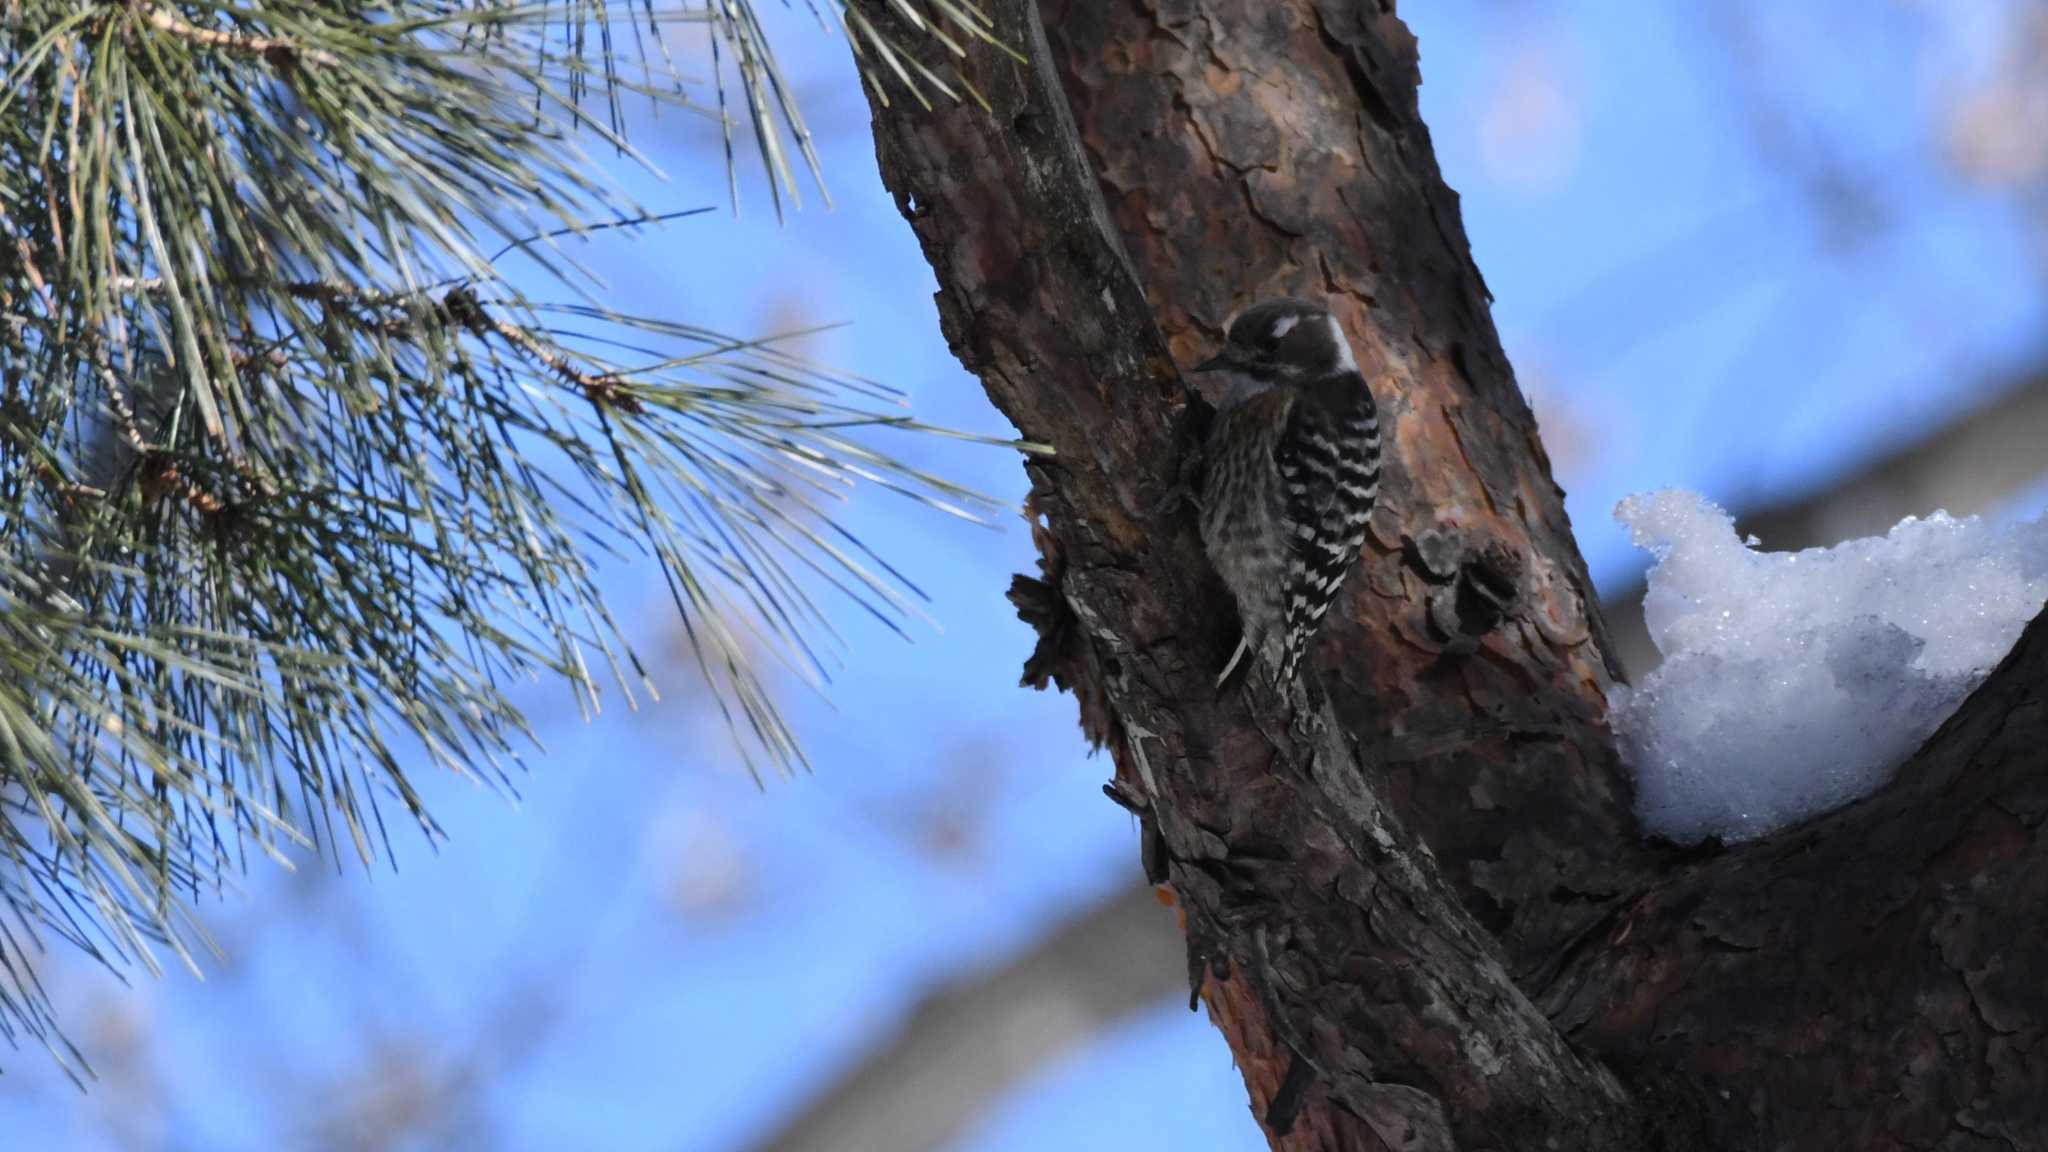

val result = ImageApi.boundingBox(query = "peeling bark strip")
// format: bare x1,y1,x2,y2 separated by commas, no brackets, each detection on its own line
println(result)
849,2,1659,1148
855,1,2048,1150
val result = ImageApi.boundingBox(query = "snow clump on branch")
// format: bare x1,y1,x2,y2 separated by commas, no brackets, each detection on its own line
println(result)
1609,490,2048,844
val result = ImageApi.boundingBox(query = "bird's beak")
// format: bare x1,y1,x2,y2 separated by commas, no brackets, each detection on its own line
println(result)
1190,350,1233,374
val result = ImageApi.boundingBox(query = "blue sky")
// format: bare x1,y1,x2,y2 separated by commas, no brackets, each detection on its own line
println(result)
2,3,2042,1150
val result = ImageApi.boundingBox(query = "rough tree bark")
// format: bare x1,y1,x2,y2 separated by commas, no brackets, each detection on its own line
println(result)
850,2,2048,1149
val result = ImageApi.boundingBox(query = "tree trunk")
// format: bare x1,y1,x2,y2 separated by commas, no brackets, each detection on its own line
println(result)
849,2,2048,1148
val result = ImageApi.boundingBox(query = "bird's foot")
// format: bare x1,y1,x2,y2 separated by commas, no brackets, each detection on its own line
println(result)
1144,448,1205,520
1145,482,1201,520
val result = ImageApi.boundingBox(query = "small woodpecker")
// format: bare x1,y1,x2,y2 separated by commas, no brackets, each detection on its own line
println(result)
1192,297,1382,687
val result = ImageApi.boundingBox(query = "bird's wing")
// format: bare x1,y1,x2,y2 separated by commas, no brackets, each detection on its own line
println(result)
1273,388,1378,682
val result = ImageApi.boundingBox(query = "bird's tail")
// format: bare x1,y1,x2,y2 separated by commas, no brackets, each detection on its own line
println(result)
1277,628,1307,686
1216,634,1253,689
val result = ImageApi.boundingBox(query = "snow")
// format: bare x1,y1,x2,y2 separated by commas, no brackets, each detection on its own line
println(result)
1608,490,2048,844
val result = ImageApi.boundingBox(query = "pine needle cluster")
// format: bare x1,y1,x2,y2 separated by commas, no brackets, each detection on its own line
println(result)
0,0,1007,1074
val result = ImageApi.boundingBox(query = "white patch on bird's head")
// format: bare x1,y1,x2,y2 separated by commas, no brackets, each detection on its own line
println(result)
1270,315,1301,339
1327,315,1357,372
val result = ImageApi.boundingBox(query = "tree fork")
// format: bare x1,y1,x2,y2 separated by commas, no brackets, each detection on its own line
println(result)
854,0,2048,1148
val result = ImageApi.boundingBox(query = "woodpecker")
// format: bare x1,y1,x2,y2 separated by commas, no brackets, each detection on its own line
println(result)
1192,298,1381,688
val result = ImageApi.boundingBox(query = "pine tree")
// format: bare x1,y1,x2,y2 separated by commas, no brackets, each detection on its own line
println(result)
0,0,1009,1074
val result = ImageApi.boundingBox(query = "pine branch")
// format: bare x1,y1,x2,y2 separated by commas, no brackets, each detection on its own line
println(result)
0,0,1019,1075
137,5,342,68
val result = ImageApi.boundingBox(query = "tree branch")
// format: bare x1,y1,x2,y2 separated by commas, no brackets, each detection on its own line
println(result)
1039,0,1671,990
1550,605,2048,1149
136,6,342,68
850,1,1673,1146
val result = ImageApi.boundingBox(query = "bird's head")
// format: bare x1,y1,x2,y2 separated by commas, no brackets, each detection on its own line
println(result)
1192,297,1355,384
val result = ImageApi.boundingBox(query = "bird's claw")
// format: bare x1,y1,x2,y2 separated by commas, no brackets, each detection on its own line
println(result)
1215,634,1252,693
1145,481,1201,520
1145,448,1205,520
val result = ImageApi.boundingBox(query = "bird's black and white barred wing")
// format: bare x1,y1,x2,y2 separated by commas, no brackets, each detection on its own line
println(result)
1274,380,1381,683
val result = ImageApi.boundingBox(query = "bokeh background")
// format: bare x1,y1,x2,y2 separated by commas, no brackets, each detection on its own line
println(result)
7,1,2048,1148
